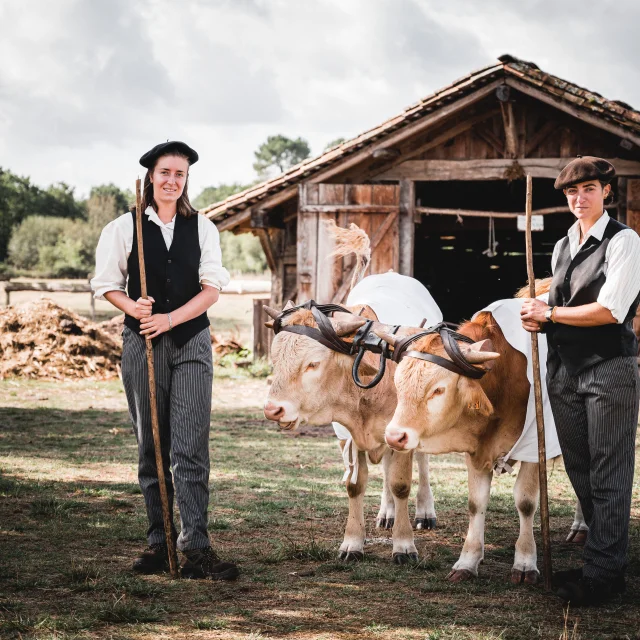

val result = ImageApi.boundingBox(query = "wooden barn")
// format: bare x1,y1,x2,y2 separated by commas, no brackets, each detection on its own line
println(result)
201,54,640,348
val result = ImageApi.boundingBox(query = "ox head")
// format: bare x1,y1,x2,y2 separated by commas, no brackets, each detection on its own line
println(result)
263,303,382,430
374,329,500,452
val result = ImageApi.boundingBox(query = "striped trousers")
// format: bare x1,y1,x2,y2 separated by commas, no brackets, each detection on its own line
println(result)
121,326,213,551
547,354,640,580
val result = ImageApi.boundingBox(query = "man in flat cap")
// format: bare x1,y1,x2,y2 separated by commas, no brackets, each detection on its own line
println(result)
521,156,640,605
92,141,239,580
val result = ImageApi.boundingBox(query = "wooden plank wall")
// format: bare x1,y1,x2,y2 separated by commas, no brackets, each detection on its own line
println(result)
297,184,401,304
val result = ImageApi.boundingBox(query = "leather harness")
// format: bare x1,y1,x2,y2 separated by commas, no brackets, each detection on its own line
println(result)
272,300,487,389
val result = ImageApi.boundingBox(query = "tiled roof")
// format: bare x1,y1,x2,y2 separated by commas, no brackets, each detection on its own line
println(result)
202,54,640,224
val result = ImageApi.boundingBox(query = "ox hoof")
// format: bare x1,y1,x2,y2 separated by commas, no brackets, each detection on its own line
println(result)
566,529,587,545
446,569,476,583
393,552,419,565
510,569,540,585
414,517,437,530
376,517,395,530
339,550,364,563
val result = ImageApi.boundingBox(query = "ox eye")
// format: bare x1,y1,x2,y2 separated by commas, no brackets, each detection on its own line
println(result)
429,387,445,399
305,362,320,372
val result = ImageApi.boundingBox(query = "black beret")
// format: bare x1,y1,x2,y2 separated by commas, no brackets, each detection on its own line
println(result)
139,141,198,169
554,156,615,190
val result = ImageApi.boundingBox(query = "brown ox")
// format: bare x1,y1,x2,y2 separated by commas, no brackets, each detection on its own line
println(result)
263,306,436,564
376,311,572,584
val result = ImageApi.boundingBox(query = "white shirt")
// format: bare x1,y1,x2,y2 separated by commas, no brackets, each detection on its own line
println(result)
91,207,231,300
550,211,640,323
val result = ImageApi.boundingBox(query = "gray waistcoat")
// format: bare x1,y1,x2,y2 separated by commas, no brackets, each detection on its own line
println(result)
547,217,639,375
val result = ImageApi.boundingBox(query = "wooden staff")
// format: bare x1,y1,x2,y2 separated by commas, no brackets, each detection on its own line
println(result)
525,174,552,591
135,178,179,579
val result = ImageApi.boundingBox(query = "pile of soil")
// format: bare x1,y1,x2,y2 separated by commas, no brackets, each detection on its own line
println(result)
0,299,121,380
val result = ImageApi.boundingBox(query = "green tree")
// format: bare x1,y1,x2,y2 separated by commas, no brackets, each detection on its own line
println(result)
0,168,85,262
324,137,346,151
252,135,310,179
193,183,251,210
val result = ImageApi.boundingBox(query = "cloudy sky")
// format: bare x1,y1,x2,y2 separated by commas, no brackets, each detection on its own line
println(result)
1,0,639,202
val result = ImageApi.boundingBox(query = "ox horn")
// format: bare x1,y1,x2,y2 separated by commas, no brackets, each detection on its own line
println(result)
333,317,367,337
372,329,397,347
463,339,500,364
263,306,281,320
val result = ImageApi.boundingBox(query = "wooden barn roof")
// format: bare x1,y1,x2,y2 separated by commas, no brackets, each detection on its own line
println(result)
202,54,640,227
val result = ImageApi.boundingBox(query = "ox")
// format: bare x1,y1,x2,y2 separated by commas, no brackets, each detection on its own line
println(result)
375,309,582,584
263,294,437,564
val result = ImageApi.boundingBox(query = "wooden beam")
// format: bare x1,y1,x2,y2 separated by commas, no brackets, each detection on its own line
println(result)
398,180,415,277
473,125,504,156
299,204,400,214
397,108,501,163
500,102,518,158
525,121,559,156
617,177,627,224
376,158,640,181
416,205,575,219
505,78,640,148
256,229,277,273
370,210,400,250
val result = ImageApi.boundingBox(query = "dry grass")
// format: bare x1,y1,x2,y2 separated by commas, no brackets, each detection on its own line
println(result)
1,377,639,639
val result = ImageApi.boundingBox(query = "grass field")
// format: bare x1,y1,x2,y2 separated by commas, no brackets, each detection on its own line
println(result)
1,377,640,640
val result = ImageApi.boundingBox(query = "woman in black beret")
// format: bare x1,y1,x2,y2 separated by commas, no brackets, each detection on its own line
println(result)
91,141,238,580
521,156,640,605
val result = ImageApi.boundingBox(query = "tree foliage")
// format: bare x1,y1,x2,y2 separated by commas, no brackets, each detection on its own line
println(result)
192,183,250,210
324,137,346,151
0,168,85,262
252,135,310,179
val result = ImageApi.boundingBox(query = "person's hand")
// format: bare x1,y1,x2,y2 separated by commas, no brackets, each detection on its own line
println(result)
140,313,171,339
130,296,155,320
520,298,550,324
521,319,541,333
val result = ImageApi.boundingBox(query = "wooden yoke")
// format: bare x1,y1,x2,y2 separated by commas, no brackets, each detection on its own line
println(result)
135,179,179,579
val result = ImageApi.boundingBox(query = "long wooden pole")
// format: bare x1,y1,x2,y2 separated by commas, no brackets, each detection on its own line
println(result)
135,179,179,579
524,174,552,591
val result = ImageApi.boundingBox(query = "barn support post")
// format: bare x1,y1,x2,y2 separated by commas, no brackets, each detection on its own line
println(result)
297,185,319,302
627,179,640,235
617,178,627,225
399,179,415,277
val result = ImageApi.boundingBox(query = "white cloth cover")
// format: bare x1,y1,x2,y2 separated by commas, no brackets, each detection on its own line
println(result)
473,296,561,473
332,273,443,482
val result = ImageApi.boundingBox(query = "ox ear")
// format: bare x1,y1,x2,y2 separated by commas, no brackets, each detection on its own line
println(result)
330,313,368,337
264,320,275,330
463,339,500,369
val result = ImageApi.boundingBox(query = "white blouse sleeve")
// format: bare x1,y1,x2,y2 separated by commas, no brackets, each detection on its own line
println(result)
198,214,231,290
90,213,134,301
597,229,640,323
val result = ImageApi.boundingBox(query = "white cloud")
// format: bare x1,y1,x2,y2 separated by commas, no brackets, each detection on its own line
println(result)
0,0,638,202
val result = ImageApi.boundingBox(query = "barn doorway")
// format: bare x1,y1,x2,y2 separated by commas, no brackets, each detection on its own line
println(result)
412,178,585,323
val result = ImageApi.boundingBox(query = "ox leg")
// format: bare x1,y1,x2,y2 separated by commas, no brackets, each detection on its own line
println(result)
376,449,396,529
448,457,492,582
511,461,540,584
414,452,437,530
389,451,418,564
566,498,588,545
339,448,368,562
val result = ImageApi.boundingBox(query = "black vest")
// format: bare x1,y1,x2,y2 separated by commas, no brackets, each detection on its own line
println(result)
125,210,210,348
547,217,639,375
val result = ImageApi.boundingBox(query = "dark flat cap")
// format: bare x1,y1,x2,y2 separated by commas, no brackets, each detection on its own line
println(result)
139,141,198,168
554,156,615,190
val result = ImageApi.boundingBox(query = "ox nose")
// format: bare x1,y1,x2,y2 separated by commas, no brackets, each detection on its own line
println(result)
264,401,285,422
385,428,409,451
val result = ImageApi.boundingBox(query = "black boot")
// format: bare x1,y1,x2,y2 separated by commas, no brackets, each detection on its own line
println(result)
556,575,625,607
180,547,239,581
552,567,583,589
132,543,169,574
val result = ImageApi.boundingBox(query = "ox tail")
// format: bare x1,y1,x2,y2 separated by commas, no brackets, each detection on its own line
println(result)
514,277,552,299
324,219,371,289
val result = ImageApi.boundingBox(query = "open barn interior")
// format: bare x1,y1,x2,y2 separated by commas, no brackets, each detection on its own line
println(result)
411,178,613,323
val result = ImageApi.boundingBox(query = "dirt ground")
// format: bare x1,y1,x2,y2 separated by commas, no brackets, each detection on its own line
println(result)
1,377,640,640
